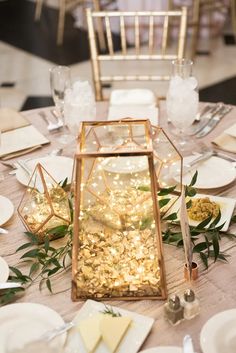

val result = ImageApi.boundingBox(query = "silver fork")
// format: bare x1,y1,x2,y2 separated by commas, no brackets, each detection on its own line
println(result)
38,111,60,131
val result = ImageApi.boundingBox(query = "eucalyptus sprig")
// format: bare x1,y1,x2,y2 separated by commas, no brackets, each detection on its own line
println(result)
101,304,122,317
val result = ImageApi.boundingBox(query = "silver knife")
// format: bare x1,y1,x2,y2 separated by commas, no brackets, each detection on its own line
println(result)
0,282,23,290
196,106,232,138
188,103,224,136
183,335,194,353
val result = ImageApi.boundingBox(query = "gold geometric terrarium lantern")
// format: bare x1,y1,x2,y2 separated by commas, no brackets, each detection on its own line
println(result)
72,119,182,301
18,164,71,243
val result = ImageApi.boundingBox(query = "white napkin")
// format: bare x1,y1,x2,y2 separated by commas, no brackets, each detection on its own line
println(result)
110,89,156,106
107,105,158,126
0,125,49,159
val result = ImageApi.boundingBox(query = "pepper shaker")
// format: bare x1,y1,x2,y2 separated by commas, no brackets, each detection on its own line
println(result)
182,289,200,320
164,294,184,326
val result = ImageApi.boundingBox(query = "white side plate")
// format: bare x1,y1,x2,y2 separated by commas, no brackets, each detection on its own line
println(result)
140,347,184,353
0,256,9,282
65,299,154,353
0,302,66,353
175,156,236,189
0,195,14,226
200,309,236,353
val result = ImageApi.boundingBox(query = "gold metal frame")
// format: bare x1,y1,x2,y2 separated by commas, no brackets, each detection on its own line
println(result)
18,163,71,242
71,119,183,301
86,7,188,101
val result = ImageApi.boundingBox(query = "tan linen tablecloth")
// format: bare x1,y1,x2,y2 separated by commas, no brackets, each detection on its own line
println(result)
0,102,236,353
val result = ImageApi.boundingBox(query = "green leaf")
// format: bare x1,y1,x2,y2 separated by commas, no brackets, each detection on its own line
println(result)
20,249,40,259
212,233,220,262
46,225,68,236
185,186,197,197
230,214,236,223
162,212,178,221
193,242,208,253
159,198,171,209
9,266,24,279
16,242,33,252
24,232,39,244
200,251,208,269
137,185,150,192
189,171,198,186
46,278,52,293
60,177,68,189
44,236,50,253
186,199,192,209
168,233,182,243
140,217,153,230
47,267,61,276
29,262,40,277
196,215,212,229
209,209,221,228
158,185,176,196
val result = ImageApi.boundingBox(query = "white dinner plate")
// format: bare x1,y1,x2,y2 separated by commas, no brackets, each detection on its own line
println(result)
200,309,236,353
15,156,74,187
165,193,236,232
0,256,9,282
65,299,154,353
140,347,183,353
0,302,66,353
0,195,14,226
101,156,148,174
176,156,236,189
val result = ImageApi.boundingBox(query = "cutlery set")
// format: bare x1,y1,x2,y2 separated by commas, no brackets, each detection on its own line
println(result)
188,103,232,138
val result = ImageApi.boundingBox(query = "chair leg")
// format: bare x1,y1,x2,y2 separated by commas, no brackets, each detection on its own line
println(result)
92,0,106,51
190,0,200,60
57,0,66,45
35,0,44,21
231,0,236,37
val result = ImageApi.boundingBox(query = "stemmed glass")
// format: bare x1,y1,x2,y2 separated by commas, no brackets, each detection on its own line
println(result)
50,65,71,144
166,59,199,153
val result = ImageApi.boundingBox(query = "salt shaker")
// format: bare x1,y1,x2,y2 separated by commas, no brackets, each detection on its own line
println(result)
182,289,200,320
164,294,184,326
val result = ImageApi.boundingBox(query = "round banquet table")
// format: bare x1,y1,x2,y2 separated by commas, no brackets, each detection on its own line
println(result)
0,101,236,353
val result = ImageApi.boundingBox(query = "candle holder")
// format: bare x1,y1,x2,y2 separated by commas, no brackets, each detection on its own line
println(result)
72,119,183,301
18,163,71,243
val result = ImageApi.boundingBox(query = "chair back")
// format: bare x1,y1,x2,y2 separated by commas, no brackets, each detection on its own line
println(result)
86,7,188,101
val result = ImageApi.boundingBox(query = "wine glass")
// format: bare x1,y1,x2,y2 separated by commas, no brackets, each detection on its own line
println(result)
166,59,199,154
50,65,71,144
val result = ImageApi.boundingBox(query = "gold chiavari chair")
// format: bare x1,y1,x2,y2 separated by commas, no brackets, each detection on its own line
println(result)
35,0,107,47
86,7,188,101
168,0,236,60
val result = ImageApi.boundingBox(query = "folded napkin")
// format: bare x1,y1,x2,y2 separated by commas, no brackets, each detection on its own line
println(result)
0,125,49,159
212,133,236,153
0,108,30,132
107,105,159,125
110,89,156,106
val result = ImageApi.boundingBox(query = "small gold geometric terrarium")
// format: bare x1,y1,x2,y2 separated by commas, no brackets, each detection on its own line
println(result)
18,164,71,243
72,119,182,301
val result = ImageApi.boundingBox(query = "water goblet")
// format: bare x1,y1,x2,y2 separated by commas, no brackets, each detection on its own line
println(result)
166,59,199,154
50,65,71,144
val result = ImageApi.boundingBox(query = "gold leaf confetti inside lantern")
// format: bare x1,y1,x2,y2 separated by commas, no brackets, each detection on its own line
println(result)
18,163,71,243
72,119,182,300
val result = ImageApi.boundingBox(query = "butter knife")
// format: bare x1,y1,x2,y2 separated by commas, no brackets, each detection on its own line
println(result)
0,282,23,290
196,106,232,138
183,335,194,353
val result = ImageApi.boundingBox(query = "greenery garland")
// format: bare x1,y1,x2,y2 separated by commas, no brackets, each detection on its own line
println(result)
1,172,236,305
